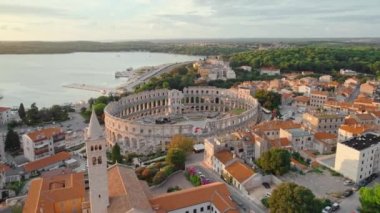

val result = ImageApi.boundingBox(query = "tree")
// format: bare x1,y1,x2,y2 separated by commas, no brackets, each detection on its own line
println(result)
257,148,291,175
166,148,186,170
269,182,323,213
168,134,194,153
18,103,26,121
111,143,122,163
5,129,20,152
359,184,380,213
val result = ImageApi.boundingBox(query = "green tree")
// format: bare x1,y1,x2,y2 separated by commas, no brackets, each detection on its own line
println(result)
111,143,122,163
26,103,39,125
168,134,194,153
5,129,20,152
359,184,380,213
269,182,323,213
18,103,26,121
257,148,291,175
254,90,281,110
166,148,186,170
93,103,106,116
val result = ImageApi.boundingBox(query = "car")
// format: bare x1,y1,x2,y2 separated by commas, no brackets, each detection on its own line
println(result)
344,180,354,186
322,206,332,213
343,189,353,197
331,203,340,211
262,182,271,189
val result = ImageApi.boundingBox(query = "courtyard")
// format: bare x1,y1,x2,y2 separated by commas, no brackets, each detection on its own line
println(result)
149,171,193,196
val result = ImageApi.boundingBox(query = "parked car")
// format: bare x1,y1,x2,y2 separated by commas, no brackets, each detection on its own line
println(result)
322,206,332,213
343,189,353,197
331,203,340,211
262,182,271,189
344,180,354,186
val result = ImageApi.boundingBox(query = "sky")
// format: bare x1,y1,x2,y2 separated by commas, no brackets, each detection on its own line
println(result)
0,0,379,41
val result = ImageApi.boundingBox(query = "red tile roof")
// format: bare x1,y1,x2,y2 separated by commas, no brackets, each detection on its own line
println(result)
214,150,234,164
23,152,71,173
225,161,254,183
0,107,11,113
26,127,63,142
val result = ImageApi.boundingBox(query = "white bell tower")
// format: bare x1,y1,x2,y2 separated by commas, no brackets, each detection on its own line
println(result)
85,110,109,213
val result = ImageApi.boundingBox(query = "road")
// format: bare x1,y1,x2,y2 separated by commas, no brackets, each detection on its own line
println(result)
347,85,360,103
120,61,193,91
186,153,266,213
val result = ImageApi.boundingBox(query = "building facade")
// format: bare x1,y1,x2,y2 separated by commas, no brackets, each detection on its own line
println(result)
302,112,345,134
309,91,328,108
334,133,380,182
22,127,66,162
105,86,259,154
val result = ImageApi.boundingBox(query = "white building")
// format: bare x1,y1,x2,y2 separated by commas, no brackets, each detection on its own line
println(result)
260,67,280,76
0,107,20,126
319,75,332,83
340,69,358,76
334,133,380,183
22,127,66,162
279,128,314,151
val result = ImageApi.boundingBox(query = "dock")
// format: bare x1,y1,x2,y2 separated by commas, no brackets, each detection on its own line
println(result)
63,83,113,95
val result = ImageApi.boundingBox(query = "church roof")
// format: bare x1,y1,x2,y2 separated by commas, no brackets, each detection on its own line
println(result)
107,164,153,213
87,110,104,141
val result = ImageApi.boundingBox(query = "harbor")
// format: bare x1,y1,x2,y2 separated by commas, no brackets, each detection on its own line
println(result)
62,83,114,95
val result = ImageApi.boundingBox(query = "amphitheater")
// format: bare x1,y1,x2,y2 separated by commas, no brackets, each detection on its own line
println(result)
104,86,259,154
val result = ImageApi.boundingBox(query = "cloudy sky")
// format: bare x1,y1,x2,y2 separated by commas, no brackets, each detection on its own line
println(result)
0,0,379,41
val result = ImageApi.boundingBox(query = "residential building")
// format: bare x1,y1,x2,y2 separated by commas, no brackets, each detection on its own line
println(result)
22,127,66,161
279,128,314,151
344,78,360,88
224,161,255,193
313,132,337,154
0,107,19,126
319,75,332,83
337,124,376,142
350,113,376,125
212,150,236,176
194,59,236,81
302,112,345,134
297,85,311,96
360,82,377,96
253,120,301,140
310,91,328,108
22,151,71,178
292,96,309,108
23,171,86,213
340,69,357,76
0,164,22,189
334,133,380,183
260,67,280,76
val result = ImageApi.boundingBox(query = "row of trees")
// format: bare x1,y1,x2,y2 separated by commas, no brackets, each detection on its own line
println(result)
134,65,198,93
18,103,72,125
229,47,380,74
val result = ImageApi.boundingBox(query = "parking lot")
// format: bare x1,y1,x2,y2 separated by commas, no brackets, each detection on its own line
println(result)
281,170,348,199
248,182,277,207
150,171,194,196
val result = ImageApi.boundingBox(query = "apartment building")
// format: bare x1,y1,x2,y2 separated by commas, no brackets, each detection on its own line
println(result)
0,107,20,126
253,120,301,140
292,96,309,108
302,112,345,134
22,127,66,161
319,75,332,83
309,91,328,108
337,124,376,142
313,132,337,154
279,128,314,151
335,133,380,183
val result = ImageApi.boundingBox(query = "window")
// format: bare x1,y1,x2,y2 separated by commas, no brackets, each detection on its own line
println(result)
360,175,362,179
92,157,97,165
207,205,211,210
193,209,197,213
363,153,365,157
201,207,204,212
98,156,102,164
91,146,94,151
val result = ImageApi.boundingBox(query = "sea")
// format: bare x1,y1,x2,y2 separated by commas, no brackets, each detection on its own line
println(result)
0,52,202,108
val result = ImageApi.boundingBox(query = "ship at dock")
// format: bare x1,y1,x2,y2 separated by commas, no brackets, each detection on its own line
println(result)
115,67,133,78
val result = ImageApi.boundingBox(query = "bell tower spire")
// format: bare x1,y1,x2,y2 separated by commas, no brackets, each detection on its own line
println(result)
85,109,109,213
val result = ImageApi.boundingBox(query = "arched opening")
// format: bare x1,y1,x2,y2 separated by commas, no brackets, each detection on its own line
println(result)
92,157,97,165
98,156,102,164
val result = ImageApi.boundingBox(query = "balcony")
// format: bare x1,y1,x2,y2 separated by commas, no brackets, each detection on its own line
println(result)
34,146,49,155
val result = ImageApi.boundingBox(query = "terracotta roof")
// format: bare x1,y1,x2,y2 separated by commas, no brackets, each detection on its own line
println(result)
294,96,310,103
0,107,11,113
26,127,63,142
107,164,153,212
268,138,291,148
344,118,359,125
314,132,337,140
150,182,238,213
0,163,11,172
354,97,373,105
23,171,85,213
311,90,328,96
355,113,375,121
225,161,254,183
23,151,71,172
371,111,380,118
214,150,234,164
254,120,301,132
339,125,370,135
